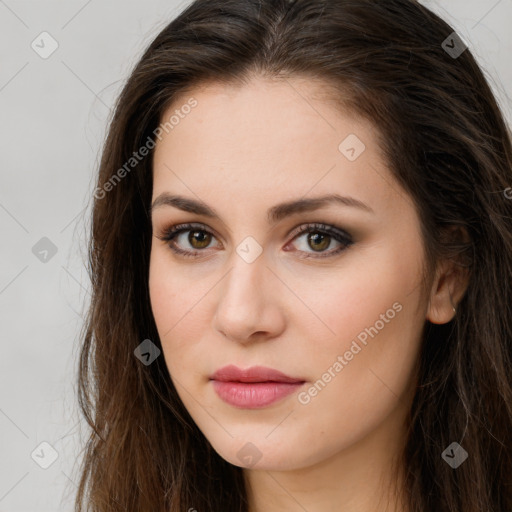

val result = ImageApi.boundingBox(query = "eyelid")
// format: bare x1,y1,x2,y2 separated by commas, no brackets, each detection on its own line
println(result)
156,221,220,241
287,222,352,242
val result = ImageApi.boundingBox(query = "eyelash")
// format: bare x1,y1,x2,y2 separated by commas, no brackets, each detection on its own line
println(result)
156,222,353,260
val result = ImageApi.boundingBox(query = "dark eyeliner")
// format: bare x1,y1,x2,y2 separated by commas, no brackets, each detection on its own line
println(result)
156,222,353,259
156,222,214,259
287,222,353,259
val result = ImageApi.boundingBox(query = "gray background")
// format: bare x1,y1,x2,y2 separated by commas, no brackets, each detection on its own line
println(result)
0,1,511,510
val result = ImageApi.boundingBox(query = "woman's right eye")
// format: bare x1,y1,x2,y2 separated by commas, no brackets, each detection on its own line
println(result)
156,223,221,259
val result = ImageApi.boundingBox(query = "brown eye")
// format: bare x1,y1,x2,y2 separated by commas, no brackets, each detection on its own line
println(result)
287,223,353,259
188,229,212,249
157,222,221,258
306,232,331,252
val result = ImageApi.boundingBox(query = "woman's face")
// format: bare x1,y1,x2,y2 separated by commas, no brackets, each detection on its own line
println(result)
149,76,429,471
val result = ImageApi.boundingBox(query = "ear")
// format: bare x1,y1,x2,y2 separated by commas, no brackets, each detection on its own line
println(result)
426,226,471,325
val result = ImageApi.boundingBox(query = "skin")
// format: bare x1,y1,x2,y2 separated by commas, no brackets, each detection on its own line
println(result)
148,76,469,512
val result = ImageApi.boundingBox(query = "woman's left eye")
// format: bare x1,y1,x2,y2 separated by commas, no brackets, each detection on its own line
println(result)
156,222,353,259
287,223,353,258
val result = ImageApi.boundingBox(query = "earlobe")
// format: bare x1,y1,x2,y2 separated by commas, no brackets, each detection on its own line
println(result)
426,259,469,325
426,225,472,325
426,280,457,324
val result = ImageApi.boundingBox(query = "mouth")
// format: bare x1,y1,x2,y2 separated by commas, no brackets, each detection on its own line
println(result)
209,364,306,384
209,365,306,409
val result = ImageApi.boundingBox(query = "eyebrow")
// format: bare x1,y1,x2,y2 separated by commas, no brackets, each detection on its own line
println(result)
150,193,374,223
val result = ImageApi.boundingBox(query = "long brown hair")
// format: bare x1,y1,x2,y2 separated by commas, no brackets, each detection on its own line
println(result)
73,1,512,510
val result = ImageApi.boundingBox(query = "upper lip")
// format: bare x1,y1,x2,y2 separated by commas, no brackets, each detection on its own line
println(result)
210,365,305,384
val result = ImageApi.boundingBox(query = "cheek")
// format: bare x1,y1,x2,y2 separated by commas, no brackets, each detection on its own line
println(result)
297,246,422,391
149,247,199,327
292,257,408,344
148,251,213,374
285,266,420,463
149,256,176,332
148,253,185,362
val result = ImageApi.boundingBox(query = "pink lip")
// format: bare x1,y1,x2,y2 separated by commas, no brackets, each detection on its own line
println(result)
210,364,305,384
209,365,306,409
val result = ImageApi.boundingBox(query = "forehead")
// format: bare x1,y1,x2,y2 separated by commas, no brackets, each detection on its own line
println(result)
151,76,407,220
158,76,363,148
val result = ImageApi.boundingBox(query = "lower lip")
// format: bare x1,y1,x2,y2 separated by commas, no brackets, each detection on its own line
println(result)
211,380,305,409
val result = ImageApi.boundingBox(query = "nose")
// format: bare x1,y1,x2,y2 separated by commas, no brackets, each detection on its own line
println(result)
212,255,286,344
